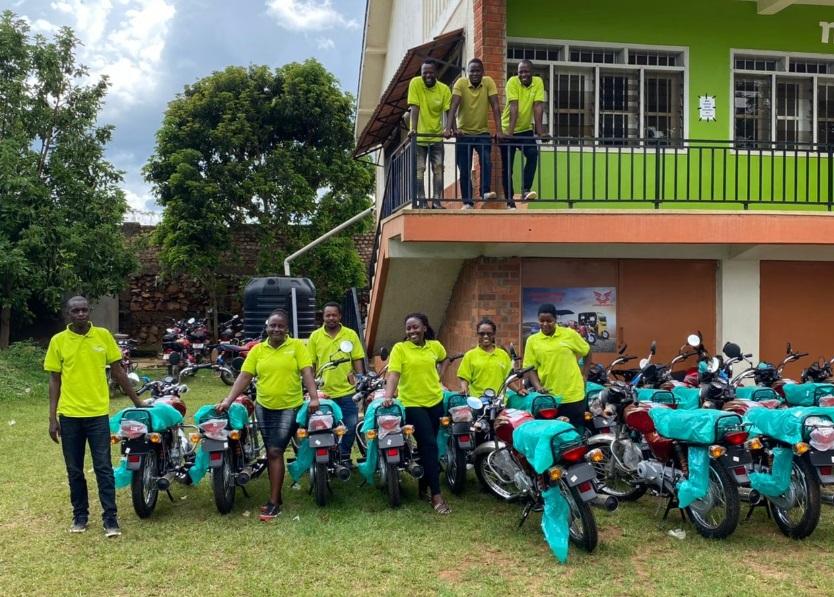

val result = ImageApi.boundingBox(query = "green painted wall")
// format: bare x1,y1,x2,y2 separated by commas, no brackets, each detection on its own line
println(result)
502,0,834,208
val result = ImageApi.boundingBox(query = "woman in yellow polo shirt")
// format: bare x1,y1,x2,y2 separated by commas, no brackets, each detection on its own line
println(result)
457,318,513,397
382,312,451,514
218,309,320,521
523,303,592,431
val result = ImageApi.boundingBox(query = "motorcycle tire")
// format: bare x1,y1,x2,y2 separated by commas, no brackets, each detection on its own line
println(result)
219,368,235,386
768,456,821,540
131,454,159,519
385,461,401,508
601,331,610,340
445,437,468,495
686,460,740,539
314,462,329,507
212,450,236,514
168,363,181,378
564,483,598,553
587,333,597,345
474,451,522,502
587,442,647,501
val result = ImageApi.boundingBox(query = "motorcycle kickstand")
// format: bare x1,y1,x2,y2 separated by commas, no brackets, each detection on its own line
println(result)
166,489,175,503
661,495,682,521
518,502,534,529
241,485,250,498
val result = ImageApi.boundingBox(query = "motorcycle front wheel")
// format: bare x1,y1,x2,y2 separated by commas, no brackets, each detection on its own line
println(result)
212,450,236,514
588,442,647,501
131,454,159,518
219,367,235,386
769,456,821,539
474,450,522,501
686,460,740,539
563,483,598,553
445,438,467,495
313,462,329,507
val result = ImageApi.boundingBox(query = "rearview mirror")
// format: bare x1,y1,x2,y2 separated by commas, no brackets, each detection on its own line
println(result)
483,389,496,399
708,357,721,374
339,340,354,354
378,347,389,361
128,372,140,383
687,334,701,348
466,396,483,410
786,342,792,354
639,358,650,369
618,344,627,355
722,342,742,359
650,341,657,355
188,317,195,324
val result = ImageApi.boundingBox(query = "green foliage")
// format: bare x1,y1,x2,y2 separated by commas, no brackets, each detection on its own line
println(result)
145,60,374,304
0,12,136,344
0,340,47,400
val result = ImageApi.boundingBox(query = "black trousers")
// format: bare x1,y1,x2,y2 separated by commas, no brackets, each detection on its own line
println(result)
59,415,117,522
405,401,444,496
558,400,588,435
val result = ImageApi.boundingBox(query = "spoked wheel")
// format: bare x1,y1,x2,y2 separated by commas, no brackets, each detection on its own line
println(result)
563,483,598,553
219,368,235,386
212,450,236,514
131,454,159,518
686,461,740,539
445,438,467,495
379,459,401,508
590,443,647,501
313,462,329,507
474,449,522,501
769,456,821,539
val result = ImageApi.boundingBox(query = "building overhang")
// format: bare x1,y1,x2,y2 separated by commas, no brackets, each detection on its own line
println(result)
744,0,834,14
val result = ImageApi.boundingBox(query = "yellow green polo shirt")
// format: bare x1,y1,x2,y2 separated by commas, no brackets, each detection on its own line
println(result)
522,327,590,404
44,324,122,417
388,339,446,407
501,75,545,133
241,338,312,410
307,324,365,398
457,345,512,397
407,76,452,145
453,75,498,135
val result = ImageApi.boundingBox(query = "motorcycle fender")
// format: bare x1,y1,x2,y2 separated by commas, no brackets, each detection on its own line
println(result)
314,448,332,464
585,433,617,448
472,440,507,458
456,436,473,450
309,433,336,449
380,434,404,449
382,448,401,465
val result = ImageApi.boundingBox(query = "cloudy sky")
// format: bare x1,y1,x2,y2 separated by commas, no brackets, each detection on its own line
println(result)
13,0,367,220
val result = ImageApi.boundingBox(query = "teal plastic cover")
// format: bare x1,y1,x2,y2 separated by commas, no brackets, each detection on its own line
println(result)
782,383,834,407
745,406,834,445
109,402,183,434
296,399,344,426
749,447,793,498
505,390,562,417
649,408,741,444
114,457,132,489
288,399,345,482
439,392,469,459
670,387,701,410
676,446,709,508
541,485,571,564
636,388,676,406
734,386,779,402
511,420,582,474
193,403,249,430
358,398,407,485
188,447,210,485
585,381,605,400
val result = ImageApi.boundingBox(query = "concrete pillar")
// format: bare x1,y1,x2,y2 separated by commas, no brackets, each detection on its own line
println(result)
90,295,119,333
717,258,760,364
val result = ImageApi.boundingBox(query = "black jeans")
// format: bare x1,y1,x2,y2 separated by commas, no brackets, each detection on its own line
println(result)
500,130,538,205
558,400,588,436
455,134,492,203
405,401,444,496
59,415,117,522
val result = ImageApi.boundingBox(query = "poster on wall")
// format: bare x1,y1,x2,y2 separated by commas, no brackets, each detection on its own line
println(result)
522,287,617,353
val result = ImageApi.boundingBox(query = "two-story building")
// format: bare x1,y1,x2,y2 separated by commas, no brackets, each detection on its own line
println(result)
355,0,834,382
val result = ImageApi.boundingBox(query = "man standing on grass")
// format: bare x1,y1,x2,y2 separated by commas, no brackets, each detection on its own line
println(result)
306,302,366,466
45,296,144,537
408,59,452,209
446,58,503,208
500,59,547,209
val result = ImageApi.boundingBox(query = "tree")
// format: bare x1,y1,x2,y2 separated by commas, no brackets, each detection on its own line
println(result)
144,60,373,327
0,12,136,348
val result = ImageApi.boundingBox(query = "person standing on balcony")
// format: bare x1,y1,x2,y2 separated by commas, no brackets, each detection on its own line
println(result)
408,59,452,209
500,59,546,209
446,58,502,209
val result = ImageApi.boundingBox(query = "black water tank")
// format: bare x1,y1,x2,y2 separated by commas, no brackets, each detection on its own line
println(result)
243,277,317,340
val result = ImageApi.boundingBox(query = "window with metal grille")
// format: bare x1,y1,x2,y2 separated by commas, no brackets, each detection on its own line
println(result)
789,60,831,74
599,71,639,145
629,51,678,67
734,76,772,148
553,71,594,141
776,79,813,145
569,48,618,64
734,57,780,71
507,43,561,62
644,73,684,142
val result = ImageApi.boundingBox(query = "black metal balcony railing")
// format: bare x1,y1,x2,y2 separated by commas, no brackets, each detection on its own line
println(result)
378,135,834,220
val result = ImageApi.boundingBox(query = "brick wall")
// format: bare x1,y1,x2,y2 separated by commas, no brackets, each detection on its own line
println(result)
438,256,521,387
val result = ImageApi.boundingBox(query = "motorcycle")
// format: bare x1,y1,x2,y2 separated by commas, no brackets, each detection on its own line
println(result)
588,383,743,538
352,348,391,458
111,378,195,518
218,314,244,344
178,359,236,387
106,334,139,395
585,345,638,435
193,388,265,514
752,342,808,398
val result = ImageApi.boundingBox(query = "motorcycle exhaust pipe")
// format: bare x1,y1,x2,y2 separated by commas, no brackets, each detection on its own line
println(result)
334,463,351,482
590,495,619,512
156,471,176,491
237,465,254,486
407,461,424,479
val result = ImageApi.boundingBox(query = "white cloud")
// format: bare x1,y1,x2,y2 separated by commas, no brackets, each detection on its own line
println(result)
316,37,334,50
266,0,358,31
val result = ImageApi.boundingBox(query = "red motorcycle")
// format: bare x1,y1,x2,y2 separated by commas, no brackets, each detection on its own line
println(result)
107,334,139,394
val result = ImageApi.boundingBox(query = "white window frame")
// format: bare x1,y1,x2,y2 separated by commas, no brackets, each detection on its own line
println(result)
730,49,834,147
507,37,689,150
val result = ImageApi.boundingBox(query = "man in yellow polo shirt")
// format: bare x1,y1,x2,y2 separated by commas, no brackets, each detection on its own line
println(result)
44,296,144,536
306,302,365,465
523,303,592,432
446,58,503,208
408,59,452,209
501,59,547,209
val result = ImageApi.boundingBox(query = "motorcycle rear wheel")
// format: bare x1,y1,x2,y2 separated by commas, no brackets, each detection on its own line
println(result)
381,460,401,508
212,450,236,514
313,462,329,507
474,451,522,501
686,460,740,539
769,456,821,539
445,438,467,495
131,454,159,519
563,483,598,553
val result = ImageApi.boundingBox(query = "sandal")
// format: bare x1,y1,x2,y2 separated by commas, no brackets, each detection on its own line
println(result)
432,496,451,515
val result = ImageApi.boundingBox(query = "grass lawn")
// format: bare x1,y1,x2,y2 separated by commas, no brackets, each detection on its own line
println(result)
1,343,832,596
